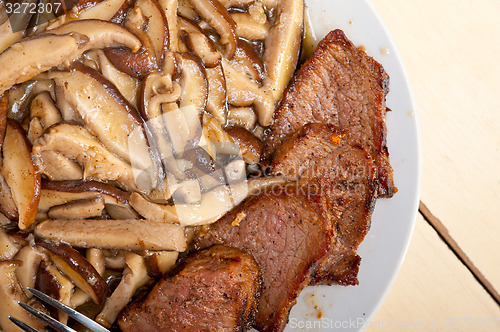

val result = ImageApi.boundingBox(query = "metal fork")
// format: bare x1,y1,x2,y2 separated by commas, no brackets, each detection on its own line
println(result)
8,287,110,332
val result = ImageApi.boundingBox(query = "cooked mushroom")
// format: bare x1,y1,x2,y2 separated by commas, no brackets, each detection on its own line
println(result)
230,8,269,40
206,63,228,124
55,85,82,123
0,261,45,331
0,92,8,149
86,248,106,276
143,250,178,277
37,180,138,220
48,196,105,219
158,0,180,51
1,120,41,230
176,53,208,142
97,51,140,107
36,239,109,304
32,123,145,193
96,252,151,328
130,176,285,226
30,91,62,128
0,169,18,220
262,0,304,102
189,0,238,59
227,106,256,130
105,0,169,78
218,0,255,8
0,228,21,261
225,125,263,164
36,260,75,325
37,151,84,181
14,245,47,295
172,179,202,204
48,19,142,53
0,18,24,54
0,20,142,95
35,219,187,251
178,16,222,67
50,63,153,171
231,38,265,83
222,58,273,126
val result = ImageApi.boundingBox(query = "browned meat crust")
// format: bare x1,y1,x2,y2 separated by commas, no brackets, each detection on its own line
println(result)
271,123,377,286
118,245,261,332
191,189,333,331
263,29,395,197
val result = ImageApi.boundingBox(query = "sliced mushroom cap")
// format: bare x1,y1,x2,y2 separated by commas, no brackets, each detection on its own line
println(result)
35,260,74,324
105,0,169,78
0,91,7,149
0,261,46,331
205,63,228,125
29,91,62,129
1,120,41,230
227,106,256,130
0,165,18,220
36,239,109,304
158,0,180,51
178,16,222,67
230,11,269,40
51,63,160,182
189,0,238,59
262,0,304,102
32,123,145,193
222,58,274,126
14,245,48,295
96,252,151,328
225,125,263,164
0,19,143,95
37,151,84,181
38,179,136,220
48,19,142,53
35,219,187,251
48,196,105,219
0,228,21,260
0,34,84,96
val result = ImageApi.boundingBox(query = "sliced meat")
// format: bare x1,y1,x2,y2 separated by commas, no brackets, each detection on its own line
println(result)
271,123,377,285
118,245,261,332
191,189,333,331
263,29,395,197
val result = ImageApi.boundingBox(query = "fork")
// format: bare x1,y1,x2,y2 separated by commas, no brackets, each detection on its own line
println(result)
8,287,110,332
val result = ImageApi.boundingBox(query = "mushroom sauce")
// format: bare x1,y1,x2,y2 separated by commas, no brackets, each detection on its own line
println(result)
0,0,302,330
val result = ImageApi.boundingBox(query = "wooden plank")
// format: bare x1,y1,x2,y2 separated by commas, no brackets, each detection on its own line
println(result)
371,0,500,294
420,201,500,305
366,214,500,331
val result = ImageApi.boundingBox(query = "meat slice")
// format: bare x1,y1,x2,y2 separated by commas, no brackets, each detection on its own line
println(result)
263,29,395,197
191,189,333,331
118,245,261,332
271,123,377,285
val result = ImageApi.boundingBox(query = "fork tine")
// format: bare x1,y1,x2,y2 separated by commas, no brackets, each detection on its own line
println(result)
8,316,40,332
17,301,76,332
27,288,110,332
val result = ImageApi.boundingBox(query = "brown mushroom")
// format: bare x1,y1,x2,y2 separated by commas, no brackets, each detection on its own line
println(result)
189,0,238,59
106,0,169,78
0,91,7,149
206,63,228,125
0,20,142,95
35,219,187,251
1,120,41,230
222,58,273,126
227,106,256,130
48,196,105,219
36,239,109,304
36,151,84,181
178,16,222,67
0,261,46,331
143,250,178,277
230,7,269,40
225,125,263,164
35,260,75,325
262,0,304,102
158,0,180,51
32,123,146,193
0,168,18,220
30,92,62,129
14,245,48,295
0,228,21,261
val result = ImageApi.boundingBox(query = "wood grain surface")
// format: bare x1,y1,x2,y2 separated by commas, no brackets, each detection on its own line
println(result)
367,0,500,328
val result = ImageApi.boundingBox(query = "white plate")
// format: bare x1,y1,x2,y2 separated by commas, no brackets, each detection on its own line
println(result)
285,1,421,331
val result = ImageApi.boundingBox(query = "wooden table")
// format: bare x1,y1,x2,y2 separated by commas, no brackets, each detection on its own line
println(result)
365,0,500,330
